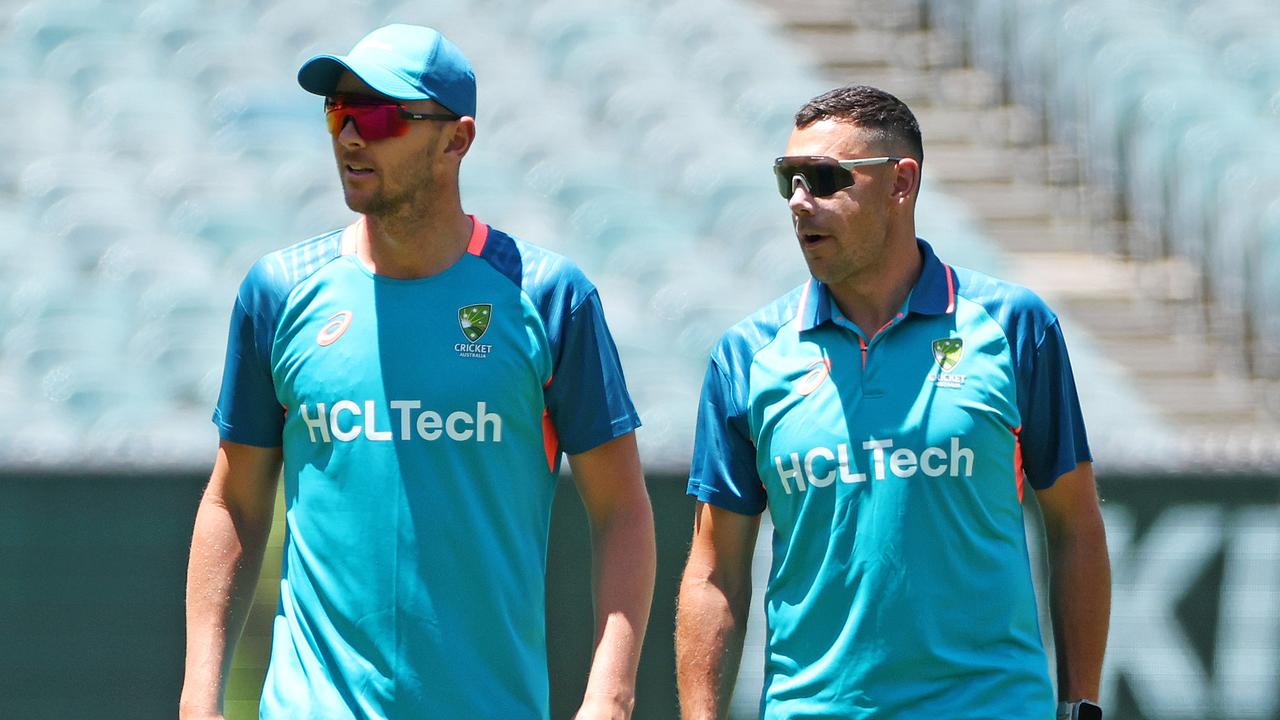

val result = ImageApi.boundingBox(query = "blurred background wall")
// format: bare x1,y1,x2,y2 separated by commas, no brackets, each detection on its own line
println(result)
1,0,1278,718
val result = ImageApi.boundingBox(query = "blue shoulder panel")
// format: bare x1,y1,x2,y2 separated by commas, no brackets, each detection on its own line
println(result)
213,230,344,447
689,282,808,515
953,268,1092,489
478,227,640,456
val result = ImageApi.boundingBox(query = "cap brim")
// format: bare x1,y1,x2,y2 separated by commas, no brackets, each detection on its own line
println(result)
297,54,434,102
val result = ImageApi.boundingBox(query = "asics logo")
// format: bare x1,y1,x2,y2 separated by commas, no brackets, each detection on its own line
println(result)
317,311,353,346
796,358,831,396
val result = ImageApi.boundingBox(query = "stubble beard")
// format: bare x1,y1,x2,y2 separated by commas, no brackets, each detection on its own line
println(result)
804,225,890,290
342,144,441,220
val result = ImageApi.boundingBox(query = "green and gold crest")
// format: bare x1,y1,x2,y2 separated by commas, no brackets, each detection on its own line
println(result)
932,337,964,372
458,304,493,342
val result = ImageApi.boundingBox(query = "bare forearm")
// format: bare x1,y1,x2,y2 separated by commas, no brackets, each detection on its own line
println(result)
1048,516,1111,700
675,577,750,720
180,495,274,716
579,502,657,717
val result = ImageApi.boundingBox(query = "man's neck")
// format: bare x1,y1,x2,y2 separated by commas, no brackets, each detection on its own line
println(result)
828,234,922,340
357,203,473,279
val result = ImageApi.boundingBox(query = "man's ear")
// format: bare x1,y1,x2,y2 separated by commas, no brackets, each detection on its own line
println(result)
444,117,476,159
891,157,921,200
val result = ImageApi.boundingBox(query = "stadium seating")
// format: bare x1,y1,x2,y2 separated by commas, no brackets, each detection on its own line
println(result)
1121,81,1248,260
930,0,1280,375
4,6,1276,720
1166,114,1260,298
1252,201,1280,377
5,0,1257,469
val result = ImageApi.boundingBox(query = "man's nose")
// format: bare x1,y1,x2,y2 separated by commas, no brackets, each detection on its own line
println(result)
337,116,365,147
788,176,815,213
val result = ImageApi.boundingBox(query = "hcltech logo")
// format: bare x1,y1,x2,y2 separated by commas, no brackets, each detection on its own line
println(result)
928,336,967,388
299,401,503,444
456,303,493,358
772,436,975,494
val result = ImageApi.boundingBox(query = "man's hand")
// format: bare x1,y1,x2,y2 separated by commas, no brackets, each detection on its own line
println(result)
573,691,634,720
178,711,225,720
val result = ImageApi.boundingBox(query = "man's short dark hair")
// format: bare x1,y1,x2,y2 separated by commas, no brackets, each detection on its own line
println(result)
795,85,923,162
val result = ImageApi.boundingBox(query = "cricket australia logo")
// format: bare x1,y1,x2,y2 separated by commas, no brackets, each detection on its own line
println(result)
928,337,967,388
932,337,964,371
459,304,492,341
456,303,494,359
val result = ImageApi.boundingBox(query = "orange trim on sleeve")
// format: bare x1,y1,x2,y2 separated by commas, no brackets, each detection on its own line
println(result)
1012,425,1025,503
465,215,489,256
541,409,559,472
541,375,556,470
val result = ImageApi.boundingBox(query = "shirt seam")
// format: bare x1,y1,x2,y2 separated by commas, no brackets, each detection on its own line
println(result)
270,237,349,368
742,301,802,441
954,293,1023,430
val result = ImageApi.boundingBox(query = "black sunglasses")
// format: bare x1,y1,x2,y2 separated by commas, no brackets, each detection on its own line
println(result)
773,155,902,199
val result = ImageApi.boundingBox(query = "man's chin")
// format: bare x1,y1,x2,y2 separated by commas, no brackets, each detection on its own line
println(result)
800,257,830,283
342,192,383,216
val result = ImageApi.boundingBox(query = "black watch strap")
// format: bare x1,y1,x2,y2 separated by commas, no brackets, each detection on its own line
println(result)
1066,700,1102,720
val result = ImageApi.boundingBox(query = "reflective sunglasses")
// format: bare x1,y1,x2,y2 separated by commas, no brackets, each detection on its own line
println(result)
324,95,459,141
773,155,902,199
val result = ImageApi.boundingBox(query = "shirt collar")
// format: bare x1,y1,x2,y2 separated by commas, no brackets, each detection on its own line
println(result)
797,237,955,332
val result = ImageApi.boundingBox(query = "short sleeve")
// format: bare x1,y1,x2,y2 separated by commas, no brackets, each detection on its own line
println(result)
543,289,640,455
1019,319,1091,489
688,356,766,516
212,267,285,447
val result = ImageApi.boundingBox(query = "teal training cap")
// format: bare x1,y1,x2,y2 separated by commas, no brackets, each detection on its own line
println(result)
298,24,476,118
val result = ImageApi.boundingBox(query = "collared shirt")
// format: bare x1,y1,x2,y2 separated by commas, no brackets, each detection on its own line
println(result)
689,238,1090,719
215,217,639,720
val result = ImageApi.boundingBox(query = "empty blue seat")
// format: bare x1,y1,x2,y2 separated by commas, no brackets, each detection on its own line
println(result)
41,36,163,97
1078,42,1208,215
1184,0,1280,53
1,80,78,165
1207,156,1280,333
1218,35,1280,111
1167,119,1248,298
19,153,143,215
1249,202,1280,376
169,34,291,92
81,79,209,157
1122,82,1249,261
7,0,133,57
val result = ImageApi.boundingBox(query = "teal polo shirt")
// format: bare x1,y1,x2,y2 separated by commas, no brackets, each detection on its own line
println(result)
688,238,1090,719
214,217,640,719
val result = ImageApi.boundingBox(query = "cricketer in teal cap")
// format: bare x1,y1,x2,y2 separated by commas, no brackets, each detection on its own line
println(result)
297,24,477,118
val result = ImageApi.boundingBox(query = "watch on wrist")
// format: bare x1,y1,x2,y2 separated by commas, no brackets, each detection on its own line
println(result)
1056,700,1102,720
